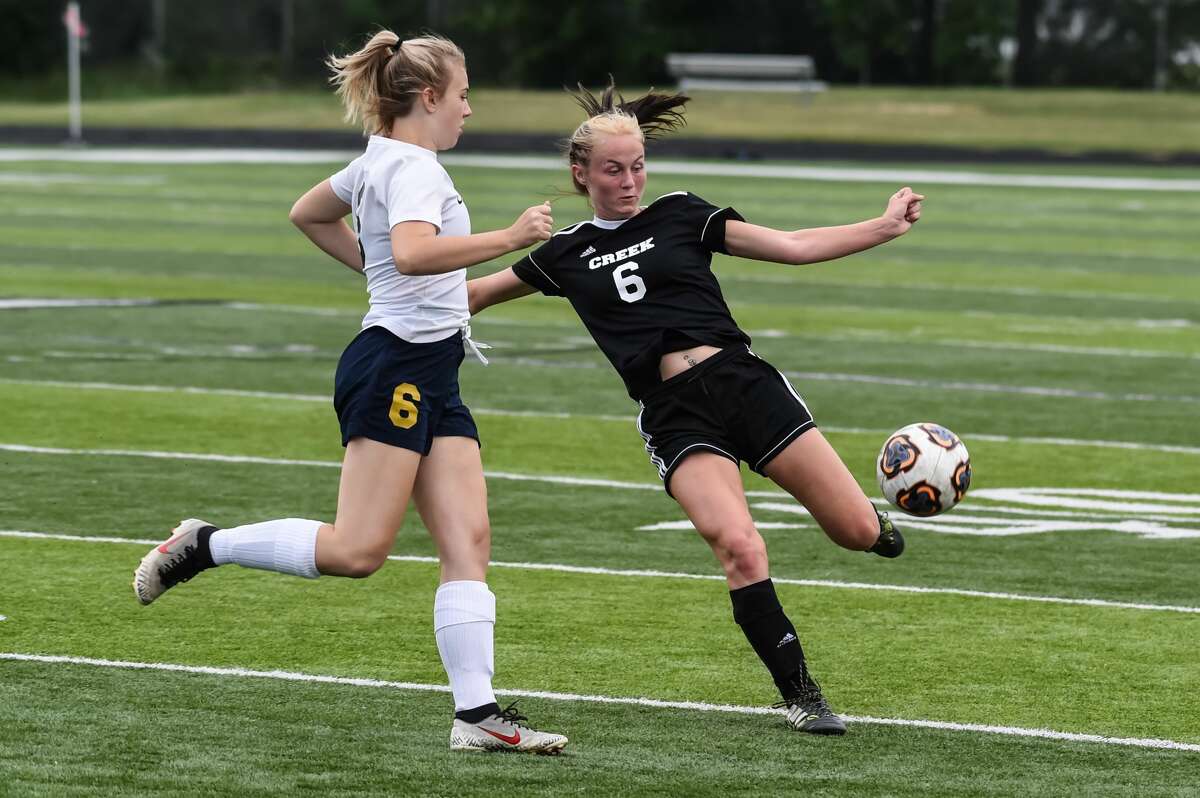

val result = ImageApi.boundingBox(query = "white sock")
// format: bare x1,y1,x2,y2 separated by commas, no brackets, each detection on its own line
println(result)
209,518,321,579
434,580,497,712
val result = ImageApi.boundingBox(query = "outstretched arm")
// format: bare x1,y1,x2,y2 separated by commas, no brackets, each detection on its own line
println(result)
724,187,923,265
467,267,538,315
289,180,363,273
391,203,553,276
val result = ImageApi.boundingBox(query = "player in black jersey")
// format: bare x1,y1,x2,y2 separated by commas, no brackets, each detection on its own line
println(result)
467,82,922,736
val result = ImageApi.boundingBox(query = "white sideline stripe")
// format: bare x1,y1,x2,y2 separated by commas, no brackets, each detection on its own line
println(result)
2,653,1197,753
387,555,1200,615
951,433,1200,457
4,148,1199,192
6,442,1200,518
5,297,1193,359
446,154,1200,194
0,443,342,470
5,438,1200,522
0,378,331,404
0,378,632,422
3,379,1198,456
3,529,1199,615
0,148,361,165
784,370,1200,405
0,442,678,492
474,353,1200,405
731,274,1195,308
0,529,162,546
0,172,164,186
749,328,1200,362
0,298,168,310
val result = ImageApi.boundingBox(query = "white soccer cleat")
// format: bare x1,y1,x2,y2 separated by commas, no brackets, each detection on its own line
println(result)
132,518,217,605
449,703,568,755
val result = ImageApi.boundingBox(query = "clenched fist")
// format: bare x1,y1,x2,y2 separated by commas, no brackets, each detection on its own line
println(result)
508,202,554,249
883,186,924,235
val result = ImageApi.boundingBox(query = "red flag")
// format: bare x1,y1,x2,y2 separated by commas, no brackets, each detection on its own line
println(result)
63,4,89,39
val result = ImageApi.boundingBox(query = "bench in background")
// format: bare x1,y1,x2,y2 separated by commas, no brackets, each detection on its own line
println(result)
665,53,828,96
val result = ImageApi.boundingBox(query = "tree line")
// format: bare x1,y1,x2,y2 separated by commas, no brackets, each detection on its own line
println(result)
3,0,1199,96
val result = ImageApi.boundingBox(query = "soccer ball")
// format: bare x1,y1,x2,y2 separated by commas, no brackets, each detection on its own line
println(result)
876,422,971,517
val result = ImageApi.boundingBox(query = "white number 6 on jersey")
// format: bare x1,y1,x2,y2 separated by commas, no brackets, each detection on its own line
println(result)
613,261,647,303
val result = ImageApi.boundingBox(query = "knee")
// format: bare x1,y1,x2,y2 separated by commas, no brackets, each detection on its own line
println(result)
339,552,388,578
432,522,491,578
710,523,767,572
440,522,490,558
466,522,491,551
839,509,882,551
327,543,390,578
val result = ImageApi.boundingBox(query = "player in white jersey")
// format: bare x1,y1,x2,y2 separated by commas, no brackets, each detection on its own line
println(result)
132,30,566,755
467,82,922,736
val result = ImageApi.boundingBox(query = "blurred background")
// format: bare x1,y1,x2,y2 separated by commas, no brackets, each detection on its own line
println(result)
2,1,1198,98
3,0,1198,161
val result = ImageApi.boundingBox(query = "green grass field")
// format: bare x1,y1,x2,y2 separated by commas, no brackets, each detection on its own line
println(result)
3,85,1200,155
1,152,1198,795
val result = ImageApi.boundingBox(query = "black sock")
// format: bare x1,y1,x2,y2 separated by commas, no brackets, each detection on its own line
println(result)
730,578,806,698
194,525,219,570
455,702,501,723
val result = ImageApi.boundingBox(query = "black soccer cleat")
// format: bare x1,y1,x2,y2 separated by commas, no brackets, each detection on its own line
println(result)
868,509,905,558
775,665,847,735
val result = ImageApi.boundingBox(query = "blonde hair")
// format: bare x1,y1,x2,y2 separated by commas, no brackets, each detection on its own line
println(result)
563,79,689,195
327,30,465,135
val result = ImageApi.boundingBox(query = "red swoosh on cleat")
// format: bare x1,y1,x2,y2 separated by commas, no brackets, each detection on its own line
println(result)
482,727,521,745
157,529,188,554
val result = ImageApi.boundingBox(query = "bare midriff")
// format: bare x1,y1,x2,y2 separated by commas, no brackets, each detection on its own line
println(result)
658,344,723,380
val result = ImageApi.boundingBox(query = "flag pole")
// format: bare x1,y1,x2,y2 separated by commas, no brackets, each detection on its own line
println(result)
66,1,83,144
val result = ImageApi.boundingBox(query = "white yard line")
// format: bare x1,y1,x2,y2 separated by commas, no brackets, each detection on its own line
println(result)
0,171,165,186
0,298,170,310
7,441,1196,538
0,148,360,165
2,379,1198,455
783,370,1200,405
749,329,1200,362
3,147,1199,192
443,154,1200,193
726,273,1194,308
2,652,1196,752
3,528,1198,615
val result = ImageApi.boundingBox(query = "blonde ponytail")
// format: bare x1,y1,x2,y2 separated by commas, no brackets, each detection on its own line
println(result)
327,30,465,135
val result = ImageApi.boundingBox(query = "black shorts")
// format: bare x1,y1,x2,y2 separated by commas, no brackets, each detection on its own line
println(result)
636,346,816,497
333,326,479,455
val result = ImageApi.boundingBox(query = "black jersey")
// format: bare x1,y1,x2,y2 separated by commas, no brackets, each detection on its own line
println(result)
511,191,749,400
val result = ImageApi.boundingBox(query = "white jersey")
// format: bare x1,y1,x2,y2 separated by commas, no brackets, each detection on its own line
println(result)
329,135,469,344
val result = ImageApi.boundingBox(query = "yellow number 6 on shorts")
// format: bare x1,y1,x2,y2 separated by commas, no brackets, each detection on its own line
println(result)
388,383,421,429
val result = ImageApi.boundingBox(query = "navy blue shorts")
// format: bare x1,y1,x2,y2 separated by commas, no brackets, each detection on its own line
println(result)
636,346,816,497
333,326,479,455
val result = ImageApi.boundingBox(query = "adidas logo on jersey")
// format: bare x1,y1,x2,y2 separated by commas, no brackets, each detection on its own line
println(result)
587,237,655,269
580,245,596,258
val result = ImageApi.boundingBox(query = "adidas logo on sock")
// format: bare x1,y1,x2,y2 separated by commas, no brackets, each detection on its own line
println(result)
776,632,797,648
580,245,596,258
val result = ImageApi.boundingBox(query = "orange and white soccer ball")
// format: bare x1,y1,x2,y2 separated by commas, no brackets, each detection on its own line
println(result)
876,422,971,517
